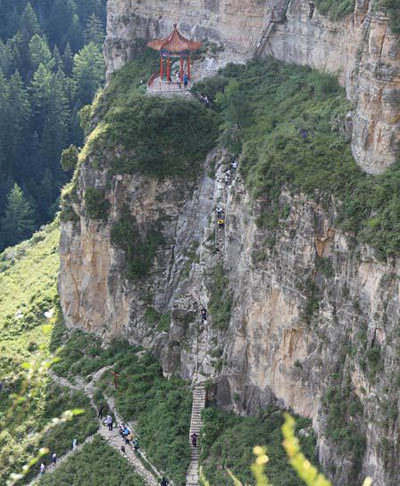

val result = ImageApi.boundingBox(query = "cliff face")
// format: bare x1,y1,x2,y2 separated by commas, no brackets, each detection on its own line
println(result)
58,1,400,485
60,144,400,485
105,0,400,174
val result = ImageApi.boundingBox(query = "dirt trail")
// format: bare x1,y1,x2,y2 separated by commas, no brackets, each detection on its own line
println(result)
28,367,161,486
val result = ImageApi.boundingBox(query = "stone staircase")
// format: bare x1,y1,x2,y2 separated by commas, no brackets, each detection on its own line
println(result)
186,384,206,486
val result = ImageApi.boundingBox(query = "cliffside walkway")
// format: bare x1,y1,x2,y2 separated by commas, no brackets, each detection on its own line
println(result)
186,384,206,486
28,368,161,486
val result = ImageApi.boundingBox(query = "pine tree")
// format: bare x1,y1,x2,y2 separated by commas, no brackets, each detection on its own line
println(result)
1,183,35,247
0,40,12,75
73,42,104,106
29,34,52,71
63,42,73,75
6,71,31,176
52,45,63,71
19,3,41,44
84,14,105,46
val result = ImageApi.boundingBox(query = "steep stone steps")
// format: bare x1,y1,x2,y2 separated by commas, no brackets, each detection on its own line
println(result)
186,384,206,486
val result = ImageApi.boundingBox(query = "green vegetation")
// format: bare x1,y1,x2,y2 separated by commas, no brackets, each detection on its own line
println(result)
0,221,59,338
195,59,400,259
322,380,366,479
313,0,355,19
98,355,192,484
79,49,219,179
380,0,400,34
1,183,35,248
0,1,107,249
61,145,79,172
208,263,233,330
144,307,171,332
39,435,145,486
201,406,317,486
84,187,110,221
0,222,99,484
50,324,192,484
111,208,164,281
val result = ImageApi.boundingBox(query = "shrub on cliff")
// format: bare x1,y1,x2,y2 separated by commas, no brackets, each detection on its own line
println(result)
110,208,164,281
84,187,110,220
80,54,219,179
313,0,355,20
198,58,400,259
381,0,400,34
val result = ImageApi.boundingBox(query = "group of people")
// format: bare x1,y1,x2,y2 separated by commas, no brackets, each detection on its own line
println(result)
39,452,57,476
216,206,225,229
118,422,139,451
215,158,239,229
224,159,238,186
169,71,189,88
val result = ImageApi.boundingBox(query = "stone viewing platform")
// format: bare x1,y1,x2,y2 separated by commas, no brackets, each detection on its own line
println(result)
147,77,193,97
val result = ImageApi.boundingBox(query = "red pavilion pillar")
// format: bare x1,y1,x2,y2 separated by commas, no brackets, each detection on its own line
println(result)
180,56,184,82
166,57,171,82
187,56,191,80
160,56,164,80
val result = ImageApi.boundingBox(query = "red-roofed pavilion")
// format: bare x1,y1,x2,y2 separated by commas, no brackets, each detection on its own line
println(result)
147,24,202,84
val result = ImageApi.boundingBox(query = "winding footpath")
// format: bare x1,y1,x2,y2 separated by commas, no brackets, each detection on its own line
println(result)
29,367,161,486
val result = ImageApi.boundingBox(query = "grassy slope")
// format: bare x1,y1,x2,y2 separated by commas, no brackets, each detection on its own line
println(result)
201,407,316,486
0,222,99,484
51,325,192,485
39,435,146,486
194,59,400,259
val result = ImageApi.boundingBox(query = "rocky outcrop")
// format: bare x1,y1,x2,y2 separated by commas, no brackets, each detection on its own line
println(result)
58,0,400,484
105,0,400,173
60,147,400,485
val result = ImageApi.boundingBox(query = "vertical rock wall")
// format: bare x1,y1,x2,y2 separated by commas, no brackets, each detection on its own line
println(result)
105,0,400,173
60,150,400,485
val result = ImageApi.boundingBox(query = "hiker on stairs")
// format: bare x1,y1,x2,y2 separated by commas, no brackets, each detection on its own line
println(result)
216,206,224,219
191,432,198,447
200,308,208,323
160,477,169,486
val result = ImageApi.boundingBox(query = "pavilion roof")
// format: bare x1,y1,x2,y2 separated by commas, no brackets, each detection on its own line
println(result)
147,25,202,54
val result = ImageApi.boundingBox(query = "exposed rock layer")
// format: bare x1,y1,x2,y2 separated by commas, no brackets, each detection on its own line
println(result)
60,150,400,486
105,0,400,173
58,1,400,485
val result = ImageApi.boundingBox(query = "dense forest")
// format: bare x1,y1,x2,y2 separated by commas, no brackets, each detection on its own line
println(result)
0,0,106,250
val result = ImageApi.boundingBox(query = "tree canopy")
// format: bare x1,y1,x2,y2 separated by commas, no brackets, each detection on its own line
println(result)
0,0,106,249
